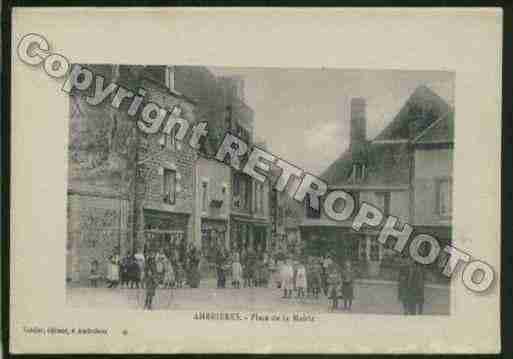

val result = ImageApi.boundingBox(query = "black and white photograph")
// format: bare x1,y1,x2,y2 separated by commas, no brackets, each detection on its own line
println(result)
65,65,454,316
9,8,501,354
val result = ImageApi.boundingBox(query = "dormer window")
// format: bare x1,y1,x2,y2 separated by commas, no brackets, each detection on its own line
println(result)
351,162,366,183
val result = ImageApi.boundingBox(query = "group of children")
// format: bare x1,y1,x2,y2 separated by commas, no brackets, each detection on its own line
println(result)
229,249,271,289
277,255,357,311
278,256,323,299
91,248,192,290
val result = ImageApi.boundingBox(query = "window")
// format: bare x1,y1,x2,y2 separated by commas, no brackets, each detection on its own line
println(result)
225,106,232,130
163,169,176,204
244,180,252,211
202,181,208,212
306,194,321,219
254,182,264,214
233,175,240,197
374,192,391,216
165,66,175,92
351,162,366,183
159,126,177,151
260,184,265,214
370,239,380,261
436,178,452,218
358,239,367,261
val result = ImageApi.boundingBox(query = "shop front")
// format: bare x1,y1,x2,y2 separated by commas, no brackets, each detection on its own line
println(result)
253,223,269,252
143,209,189,257
201,219,228,262
300,225,388,278
230,217,252,251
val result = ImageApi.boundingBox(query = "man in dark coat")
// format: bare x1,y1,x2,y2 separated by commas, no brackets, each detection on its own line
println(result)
397,256,410,315
245,248,257,288
406,262,425,315
187,244,201,288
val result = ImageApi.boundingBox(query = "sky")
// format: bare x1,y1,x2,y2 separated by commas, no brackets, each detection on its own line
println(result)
210,67,454,176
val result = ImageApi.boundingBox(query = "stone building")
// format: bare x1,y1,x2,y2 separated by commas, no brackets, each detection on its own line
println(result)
133,74,198,255
195,156,231,261
300,86,453,280
66,65,198,282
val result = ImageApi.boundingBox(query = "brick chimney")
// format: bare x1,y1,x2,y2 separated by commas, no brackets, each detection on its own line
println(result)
350,98,367,152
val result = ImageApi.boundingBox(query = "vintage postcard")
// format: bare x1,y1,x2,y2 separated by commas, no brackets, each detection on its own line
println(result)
9,7,502,354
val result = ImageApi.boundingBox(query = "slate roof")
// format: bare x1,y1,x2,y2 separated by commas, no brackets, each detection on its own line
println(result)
373,85,451,141
414,111,454,144
320,86,452,187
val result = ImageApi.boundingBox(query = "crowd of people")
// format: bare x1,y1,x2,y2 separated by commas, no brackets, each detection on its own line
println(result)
90,242,425,314
95,242,202,292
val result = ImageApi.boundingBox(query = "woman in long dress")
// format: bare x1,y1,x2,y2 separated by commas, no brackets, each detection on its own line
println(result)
231,252,242,289
134,250,145,289
280,258,294,298
107,254,120,288
295,261,307,298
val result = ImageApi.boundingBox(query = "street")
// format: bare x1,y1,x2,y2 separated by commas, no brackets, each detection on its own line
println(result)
67,279,450,315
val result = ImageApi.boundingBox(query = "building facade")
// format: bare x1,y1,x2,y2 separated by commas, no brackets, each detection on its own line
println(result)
67,64,274,282
133,74,198,256
300,86,453,280
412,111,454,247
66,65,198,282
195,156,231,261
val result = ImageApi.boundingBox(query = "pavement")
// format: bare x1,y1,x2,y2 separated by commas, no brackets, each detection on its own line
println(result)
66,278,450,315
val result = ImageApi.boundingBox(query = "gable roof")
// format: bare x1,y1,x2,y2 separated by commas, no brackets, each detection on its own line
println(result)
414,111,454,144
373,85,451,141
320,86,451,187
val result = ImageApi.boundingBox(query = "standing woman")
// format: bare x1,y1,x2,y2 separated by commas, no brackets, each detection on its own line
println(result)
341,261,356,310
295,260,307,298
134,248,146,289
261,250,270,288
280,257,294,299
231,251,242,289
107,253,120,288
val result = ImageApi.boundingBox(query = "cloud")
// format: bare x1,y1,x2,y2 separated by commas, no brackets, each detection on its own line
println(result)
302,122,349,175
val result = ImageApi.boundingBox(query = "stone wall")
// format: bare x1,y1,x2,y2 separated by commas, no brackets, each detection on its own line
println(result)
67,190,130,282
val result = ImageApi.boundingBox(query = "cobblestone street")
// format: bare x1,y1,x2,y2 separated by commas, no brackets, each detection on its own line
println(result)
67,279,450,315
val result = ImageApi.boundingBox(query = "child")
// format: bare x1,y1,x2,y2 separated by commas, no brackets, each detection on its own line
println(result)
88,260,100,288
308,257,322,299
155,250,167,287
232,252,242,289
175,263,185,288
327,262,341,311
144,268,157,310
280,258,294,299
341,261,356,310
342,261,355,310
164,257,175,289
128,255,140,289
120,255,129,288
295,261,307,298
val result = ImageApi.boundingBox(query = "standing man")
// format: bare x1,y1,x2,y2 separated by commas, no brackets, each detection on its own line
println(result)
406,261,425,315
397,255,410,315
